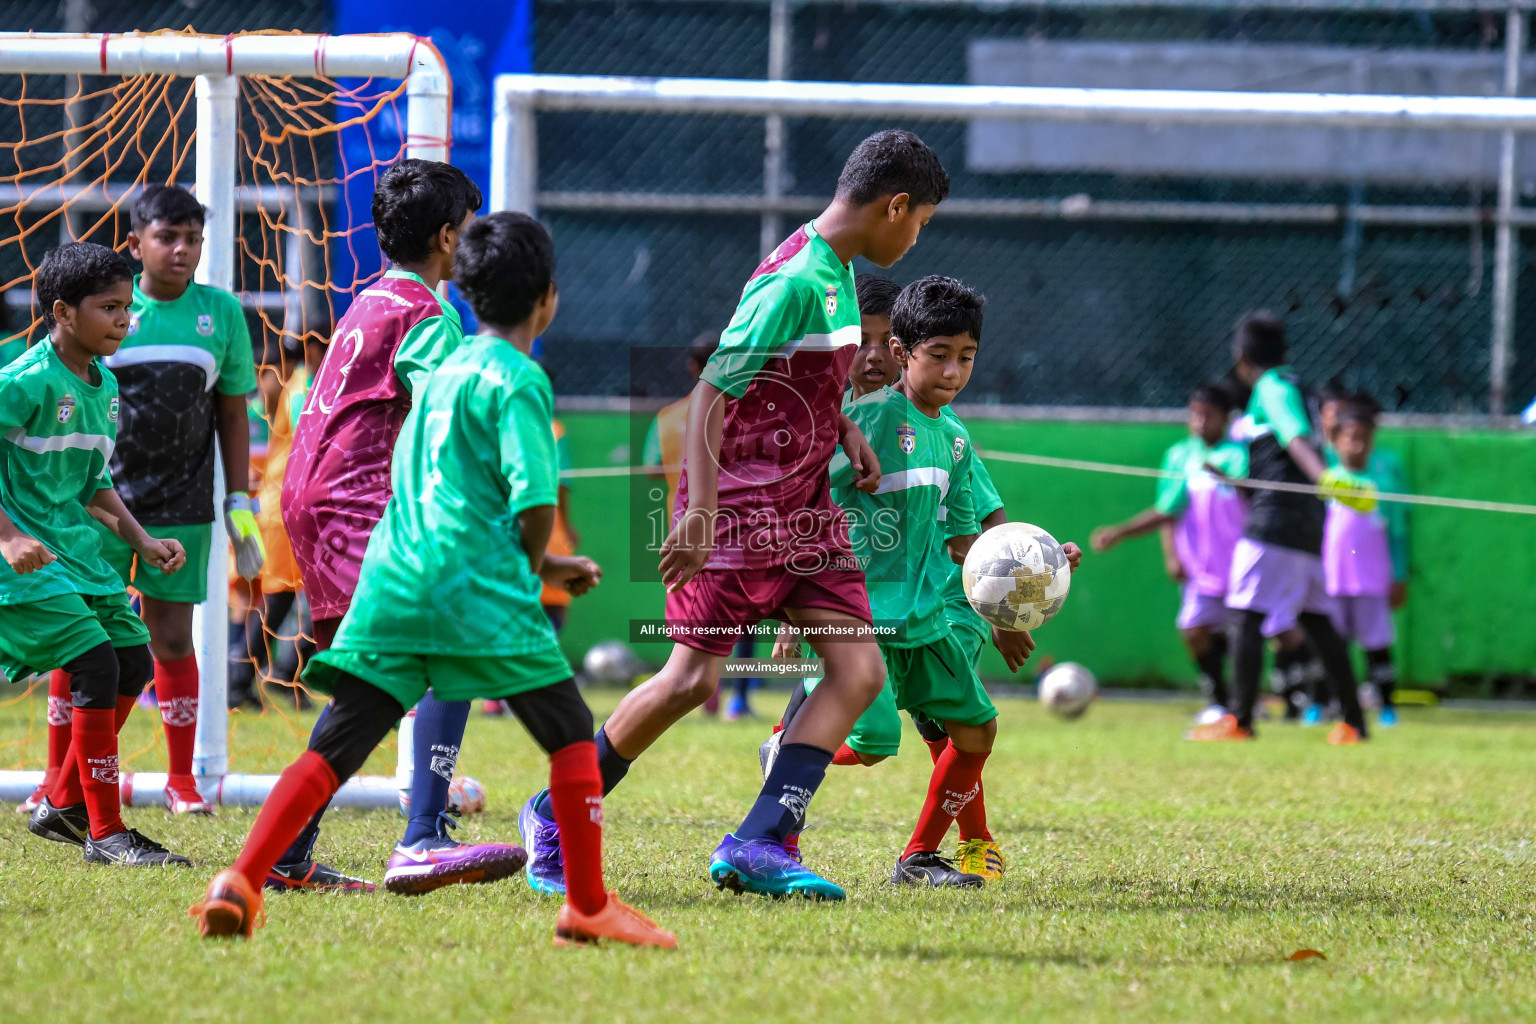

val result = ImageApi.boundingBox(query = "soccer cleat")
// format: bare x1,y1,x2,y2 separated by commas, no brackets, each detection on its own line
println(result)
193,869,264,938
554,891,677,949
27,796,89,847
482,699,508,717
265,859,376,894
1378,706,1399,728
16,782,50,814
708,834,845,901
1194,704,1229,727
518,791,566,895
954,838,1005,882
1326,722,1366,746
165,782,214,816
1184,714,1253,742
891,850,985,889
724,694,754,722
83,828,192,866
1301,703,1324,727
383,820,528,896
758,731,782,781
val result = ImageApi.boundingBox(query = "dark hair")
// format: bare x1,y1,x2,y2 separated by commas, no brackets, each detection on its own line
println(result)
1190,381,1237,414
452,211,555,328
890,275,984,348
35,242,133,328
855,274,901,319
130,183,205,231
1318,376,1354,405
1337,399,1379,430
373,159,483,265
1233,310,1287,369
835,129,950,208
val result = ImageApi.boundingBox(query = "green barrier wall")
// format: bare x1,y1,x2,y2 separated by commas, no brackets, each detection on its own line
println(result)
556,412,1536,689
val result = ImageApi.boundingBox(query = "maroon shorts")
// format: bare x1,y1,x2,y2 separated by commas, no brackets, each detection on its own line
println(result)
663,565,871,656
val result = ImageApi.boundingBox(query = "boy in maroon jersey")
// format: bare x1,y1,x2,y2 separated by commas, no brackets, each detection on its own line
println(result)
266,160,525,895
519,130,949,900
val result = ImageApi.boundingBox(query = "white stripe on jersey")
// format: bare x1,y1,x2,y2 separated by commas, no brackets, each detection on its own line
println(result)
104,344,219,391
778,324,861,358
5,426,115,462
875,466,952,518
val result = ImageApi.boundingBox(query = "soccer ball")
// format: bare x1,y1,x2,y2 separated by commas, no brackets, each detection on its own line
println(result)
448,775,487,815
1038,662,1097,719
583,640,639,684
961,522,1073,632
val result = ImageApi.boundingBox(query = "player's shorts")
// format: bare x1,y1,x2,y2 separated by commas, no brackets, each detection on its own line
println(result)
0,590,150,682
664,564,870,656
94,519,212,604
1331,593,1395,651
804,669,903,758
1225,537,1336,638
1177,583,1233,631
885,630,998,729
304,643,573,710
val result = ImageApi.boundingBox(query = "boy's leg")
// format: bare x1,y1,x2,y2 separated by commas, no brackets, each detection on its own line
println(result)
20,669,73,811
1177,584,1232,710
1227,610,1266,734
1297,612,1368,739
894,717,995,889
139,596,206,810
1368,648,1397,711
400,693,472,846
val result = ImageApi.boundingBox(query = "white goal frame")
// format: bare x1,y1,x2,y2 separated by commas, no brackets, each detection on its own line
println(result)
0,31,451,808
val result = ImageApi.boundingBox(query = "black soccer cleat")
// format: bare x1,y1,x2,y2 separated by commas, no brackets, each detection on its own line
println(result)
83,828,192,867
890,851,985,889
27,797,89,847
265,859,377,893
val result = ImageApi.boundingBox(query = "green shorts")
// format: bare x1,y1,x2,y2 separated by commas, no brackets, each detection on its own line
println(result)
805,669,904,758
0,590,150,682
883,628,998,729
94,519,212,604
305,644,574,710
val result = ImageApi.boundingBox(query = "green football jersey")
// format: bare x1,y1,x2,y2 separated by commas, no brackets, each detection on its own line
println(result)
942,446,1002,638
832,386,977,648
324,335,567,658
0,343,124,605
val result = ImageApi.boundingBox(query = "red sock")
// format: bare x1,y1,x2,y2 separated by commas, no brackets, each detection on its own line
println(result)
903,746,990,859
154,654,200,794
114,694,136,732
231,750,339,890
924,736,947,764
831,743,863,766
547,741,607,916
65,708,125,839
922,736,991,842
40,670,73,792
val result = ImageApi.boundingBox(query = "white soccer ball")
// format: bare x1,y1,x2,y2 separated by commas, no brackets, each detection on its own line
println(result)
1038,662,1097,719
962,522,1073,632
448,775,487,815
583,640,638,684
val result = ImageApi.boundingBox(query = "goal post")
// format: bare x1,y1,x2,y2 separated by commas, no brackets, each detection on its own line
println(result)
0,31,451,808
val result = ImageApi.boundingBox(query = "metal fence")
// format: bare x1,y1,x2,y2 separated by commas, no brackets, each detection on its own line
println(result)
531,0,1536,414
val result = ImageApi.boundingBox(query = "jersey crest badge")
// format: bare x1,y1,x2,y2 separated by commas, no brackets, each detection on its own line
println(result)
56,394,75,424
952,436,966,462
825,287,837,317
897,423,916,455
126,312,140,336
196,313,214,337
108,397,119,422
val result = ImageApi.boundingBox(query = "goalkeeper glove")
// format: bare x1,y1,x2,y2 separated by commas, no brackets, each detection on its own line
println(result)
1318,467,1379,514
224,493,267,580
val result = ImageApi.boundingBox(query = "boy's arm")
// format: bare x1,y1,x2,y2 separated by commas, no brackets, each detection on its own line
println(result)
659,378,725,592
1157,522,1185,582
86,488,185,574
1091,507,1177,553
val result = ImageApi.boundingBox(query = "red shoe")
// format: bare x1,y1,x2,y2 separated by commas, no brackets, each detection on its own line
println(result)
16,781,50,814
1184,714,1253,742
1326,722,1365,746
554,892,677,948
482,700,508,717
166,779,213,815
191,869,264,938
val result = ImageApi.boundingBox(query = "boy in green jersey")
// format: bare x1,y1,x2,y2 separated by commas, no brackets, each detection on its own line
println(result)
5,242,191,866
194,213,675,948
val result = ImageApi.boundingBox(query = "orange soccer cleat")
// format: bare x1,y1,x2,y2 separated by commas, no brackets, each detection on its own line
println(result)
1184,714,1253,742
1326,722,1365,746
554,892,677,949
191,869,265,939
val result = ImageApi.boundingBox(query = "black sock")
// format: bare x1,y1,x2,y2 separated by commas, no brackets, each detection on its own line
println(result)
535,725,632,820
1299,613,1366,734
1194,632,1230,708
1367,648,1396,707
780,681,810,731
735,742,832,843
1231,612,1265,732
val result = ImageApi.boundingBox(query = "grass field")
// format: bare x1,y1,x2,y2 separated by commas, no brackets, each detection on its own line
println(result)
3,689,1536,1023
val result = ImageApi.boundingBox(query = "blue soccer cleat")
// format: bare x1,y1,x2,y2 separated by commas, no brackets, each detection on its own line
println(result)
518,790,566,896
709,834,845,901
1378,706,1399,728
1301,703,1323,727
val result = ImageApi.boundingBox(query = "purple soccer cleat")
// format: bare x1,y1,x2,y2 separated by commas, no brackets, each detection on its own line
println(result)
518,790,566,896
382,823,527,896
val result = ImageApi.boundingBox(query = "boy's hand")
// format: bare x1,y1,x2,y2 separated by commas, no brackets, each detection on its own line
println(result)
1089,526,1120,554
224,493,266,580
1062,542,1083,573
838,415,882,494
659,507,713,593
1318,467,1379,514
139,537,186,575
1390,581,1408,609
2,534,56,574
542,554,602,596
992,625,1035,673
1164,553,1187,583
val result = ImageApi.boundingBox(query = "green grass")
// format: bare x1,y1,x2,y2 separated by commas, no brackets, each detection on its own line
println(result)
3,690,1536,1023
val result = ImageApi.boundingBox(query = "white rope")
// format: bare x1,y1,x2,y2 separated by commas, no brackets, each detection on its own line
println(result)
564,454,1536,516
